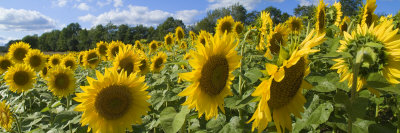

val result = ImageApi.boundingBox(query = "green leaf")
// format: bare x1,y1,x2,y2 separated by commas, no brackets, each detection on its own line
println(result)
206,114,226,132
171,106,190,133
218,116,243,133
365,42,383,49
307,102,334,129
159,107,177,133
244,69,262,83
352,119,375,133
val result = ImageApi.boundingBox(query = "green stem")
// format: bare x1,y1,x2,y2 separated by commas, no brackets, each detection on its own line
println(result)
348,48,364,133
13,114,22,133
306,20,310,35
66,96,72,133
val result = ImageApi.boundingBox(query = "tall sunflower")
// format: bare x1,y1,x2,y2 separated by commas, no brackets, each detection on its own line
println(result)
258,11,273,51
113,45,140,76
49,54,63,67
316,0,326,34
178,33,242,120
150,52,167,73
331,20,400,93
78,51,86,66
46,66,75,98
0,101,14,131
40,64,49,78
189,31,197,41
197,30,210,46
332,1,343,26
0,56,13,75
83,49,100,69
164,33,174,46
61,55,77,70
134,40,143,50
138,50,150,75
24,49,46,72
7,42,30,63
265,24,290,59
216,16,235,35
233,21,244,35
175,26,185,42
97,41,108,60
107,41,124,60
360,0,377,27
180,41,188,50
339,16,350,34
74,68,151,133
248,29,325,133
149,40,158,53
286,16,303,34
5,64,36,93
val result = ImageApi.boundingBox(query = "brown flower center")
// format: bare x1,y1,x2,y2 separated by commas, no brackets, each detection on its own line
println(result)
199,55,229,96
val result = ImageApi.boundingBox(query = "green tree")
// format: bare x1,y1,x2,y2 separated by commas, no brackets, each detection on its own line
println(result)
156,17,185,40
294,5,315,18
340,0,362,16
22,35,39,49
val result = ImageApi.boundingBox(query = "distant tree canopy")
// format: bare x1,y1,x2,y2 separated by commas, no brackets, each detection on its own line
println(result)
2,1,373,52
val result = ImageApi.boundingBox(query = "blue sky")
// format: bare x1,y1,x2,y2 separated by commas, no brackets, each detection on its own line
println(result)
0,0,399,46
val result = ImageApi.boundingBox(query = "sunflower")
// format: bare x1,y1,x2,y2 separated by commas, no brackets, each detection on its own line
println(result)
74,68,151,133
316,0,326,34
183,52,192,60
24,49,46,72
96,41,108,60
248,29,325,133
189,31,197,41
0,101,14,131
7,41,30,63
258,11,274,51
164,33,174,46
134,40,143,50
0,56,13,75
83,49,100,69
332,1,343,26
5,64,36,93
286,16,303,34
197,30,210,46
46,66,75,98
265,24,290,59
113,45,140,76
78,51,86,66
331,20,400,94
49,54,63,67
61,55,77,70
150,52,167,73
216,16,235,35
339,16,350,33
233,21,244,35
180,41,187,50
175,26,185,42
149,40,158,53
137,50,150,75
178,33,242,120
361,0,377,27
40,64,49,78
107,41,124,60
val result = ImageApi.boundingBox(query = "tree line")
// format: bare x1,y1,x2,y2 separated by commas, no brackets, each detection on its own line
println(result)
1,0,365,52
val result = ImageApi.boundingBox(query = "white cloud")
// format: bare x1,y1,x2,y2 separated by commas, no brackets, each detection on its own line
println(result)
113,0,123,7
0,7,56,31
79,5,200,27
74,3,90,11
174,10,201,24
54,0,68,7
0,36,17,46
97,0,123,7
298,0,334,6
207,0,284,10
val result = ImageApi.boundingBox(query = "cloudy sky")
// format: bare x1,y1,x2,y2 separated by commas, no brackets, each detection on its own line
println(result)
0,0,399,46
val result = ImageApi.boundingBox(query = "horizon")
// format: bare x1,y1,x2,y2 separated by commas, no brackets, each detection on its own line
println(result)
0,0,399,46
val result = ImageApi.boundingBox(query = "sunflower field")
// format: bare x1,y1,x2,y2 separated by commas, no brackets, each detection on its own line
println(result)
1,0,400,132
